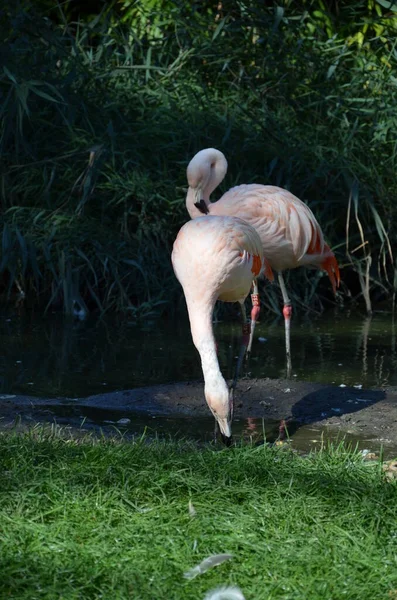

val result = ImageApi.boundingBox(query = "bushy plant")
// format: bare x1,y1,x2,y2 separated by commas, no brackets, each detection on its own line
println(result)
1,0,396,315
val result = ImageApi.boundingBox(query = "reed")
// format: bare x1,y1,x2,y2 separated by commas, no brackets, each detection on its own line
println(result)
1,1,396,315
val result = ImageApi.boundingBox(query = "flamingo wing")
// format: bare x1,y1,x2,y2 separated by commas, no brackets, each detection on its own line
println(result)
172,216,271,305
211,184,338,289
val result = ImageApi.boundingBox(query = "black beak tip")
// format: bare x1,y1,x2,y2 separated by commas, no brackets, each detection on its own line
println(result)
221,434,233,447
194,199,209,215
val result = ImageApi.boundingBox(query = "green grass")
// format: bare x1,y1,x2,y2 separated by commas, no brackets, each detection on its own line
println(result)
1,428,397,599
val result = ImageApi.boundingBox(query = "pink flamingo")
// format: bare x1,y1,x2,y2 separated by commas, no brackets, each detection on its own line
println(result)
185,148,340,375
172,215,273,444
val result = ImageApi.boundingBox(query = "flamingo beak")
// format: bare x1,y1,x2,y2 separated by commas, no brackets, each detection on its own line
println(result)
218,388,234,446
221,432,233,447
216,416,233,446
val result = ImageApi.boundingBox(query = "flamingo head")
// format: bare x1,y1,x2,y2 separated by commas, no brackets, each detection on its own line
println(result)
204,378,233,446
186,148,228,211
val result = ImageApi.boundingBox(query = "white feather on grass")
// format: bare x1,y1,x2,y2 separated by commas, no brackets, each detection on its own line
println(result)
203,585,245,600
188,499,197,517
183,554,233,580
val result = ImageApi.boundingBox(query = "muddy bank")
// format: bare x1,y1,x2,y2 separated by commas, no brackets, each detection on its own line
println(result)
1,378,397,449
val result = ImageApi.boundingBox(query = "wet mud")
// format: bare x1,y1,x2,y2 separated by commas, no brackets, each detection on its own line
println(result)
1,377,397,454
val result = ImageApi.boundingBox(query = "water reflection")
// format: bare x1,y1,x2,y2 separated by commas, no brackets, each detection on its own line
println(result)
0,306,396,398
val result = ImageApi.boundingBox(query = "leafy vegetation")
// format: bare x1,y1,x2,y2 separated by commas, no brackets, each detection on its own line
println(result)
1,428,397,599
1,0,397,316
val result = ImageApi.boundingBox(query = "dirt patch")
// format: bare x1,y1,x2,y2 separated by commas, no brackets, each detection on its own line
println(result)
1,378,397,449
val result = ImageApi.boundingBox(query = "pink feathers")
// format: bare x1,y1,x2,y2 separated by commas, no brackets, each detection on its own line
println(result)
186,149,340,290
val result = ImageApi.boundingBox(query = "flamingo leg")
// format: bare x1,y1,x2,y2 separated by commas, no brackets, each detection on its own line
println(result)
247,280,260,355
278,273,292,378
231,301,250,391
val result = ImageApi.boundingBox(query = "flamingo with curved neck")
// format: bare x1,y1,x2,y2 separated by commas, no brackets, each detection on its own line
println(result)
185,148,340,375
172,214,272,444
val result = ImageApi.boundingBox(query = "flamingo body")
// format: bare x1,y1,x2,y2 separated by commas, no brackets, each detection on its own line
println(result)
185,148,340,373
186,148,340,291
172,215,272,441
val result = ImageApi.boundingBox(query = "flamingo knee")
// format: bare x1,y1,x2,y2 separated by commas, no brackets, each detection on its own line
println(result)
282,304,292,320
250,293,260,323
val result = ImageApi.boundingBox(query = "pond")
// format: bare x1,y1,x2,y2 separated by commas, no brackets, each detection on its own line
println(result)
0,306,395,398
0,305,396,455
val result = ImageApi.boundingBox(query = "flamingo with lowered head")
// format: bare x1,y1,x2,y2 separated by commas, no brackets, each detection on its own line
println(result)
185,148,340,375
172,214,273,444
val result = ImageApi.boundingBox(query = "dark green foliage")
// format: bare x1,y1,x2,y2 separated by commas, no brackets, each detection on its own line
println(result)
1,1,396,314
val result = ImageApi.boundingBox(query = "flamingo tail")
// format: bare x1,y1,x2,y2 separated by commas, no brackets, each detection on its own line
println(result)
262,256,274,282
321,246,340,294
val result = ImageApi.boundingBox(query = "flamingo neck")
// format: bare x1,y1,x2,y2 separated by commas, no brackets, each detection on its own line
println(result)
183,292,231,433
199,339,224,388
188,301,227,396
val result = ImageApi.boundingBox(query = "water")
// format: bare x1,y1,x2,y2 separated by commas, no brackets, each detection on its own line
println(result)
0,307,396,398
43,408,386,457
1,305,396,456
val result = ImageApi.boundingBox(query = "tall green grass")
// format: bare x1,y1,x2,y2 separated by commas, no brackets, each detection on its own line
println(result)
1,1,396,315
